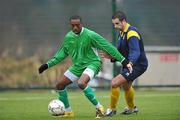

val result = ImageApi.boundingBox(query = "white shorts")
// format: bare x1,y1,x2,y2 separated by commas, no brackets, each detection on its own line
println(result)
64,68,95,82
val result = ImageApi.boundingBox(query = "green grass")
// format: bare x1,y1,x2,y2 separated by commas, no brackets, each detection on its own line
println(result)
0,89,180,120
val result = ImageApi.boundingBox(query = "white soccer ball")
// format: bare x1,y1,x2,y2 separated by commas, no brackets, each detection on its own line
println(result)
48,99,65,116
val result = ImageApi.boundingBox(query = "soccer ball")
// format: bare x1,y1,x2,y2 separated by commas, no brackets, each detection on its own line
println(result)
48,99,65,116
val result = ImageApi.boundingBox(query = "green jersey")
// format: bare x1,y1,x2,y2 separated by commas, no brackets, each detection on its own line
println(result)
47,27,125,71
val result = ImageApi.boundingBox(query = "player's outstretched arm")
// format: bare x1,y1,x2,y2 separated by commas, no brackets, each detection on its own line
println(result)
90,32,124,62
98,50,113,59
99,51,133,73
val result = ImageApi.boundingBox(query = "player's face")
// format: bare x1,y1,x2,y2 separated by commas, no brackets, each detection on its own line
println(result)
70,19,82,34
112,18,123,31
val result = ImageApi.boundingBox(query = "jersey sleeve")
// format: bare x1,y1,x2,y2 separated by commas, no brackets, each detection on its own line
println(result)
47,39,68,68
90,31,125,62
127,30,140,64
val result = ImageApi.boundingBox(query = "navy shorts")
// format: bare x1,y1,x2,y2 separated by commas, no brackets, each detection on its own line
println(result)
121,66,147,81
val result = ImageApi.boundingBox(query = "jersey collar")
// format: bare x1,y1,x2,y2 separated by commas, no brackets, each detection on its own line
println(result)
72,27,84,36
120,23,130,37
123,23,130,32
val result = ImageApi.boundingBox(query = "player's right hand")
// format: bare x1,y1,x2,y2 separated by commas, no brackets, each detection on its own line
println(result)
122,59,133,73
38,64,48,74
126,63,133,73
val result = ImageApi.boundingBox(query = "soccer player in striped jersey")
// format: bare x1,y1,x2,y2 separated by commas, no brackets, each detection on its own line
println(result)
99,11,148,116
38,15,132,118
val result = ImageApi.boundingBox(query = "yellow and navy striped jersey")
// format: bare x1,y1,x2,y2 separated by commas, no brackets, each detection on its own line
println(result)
116,23,148,69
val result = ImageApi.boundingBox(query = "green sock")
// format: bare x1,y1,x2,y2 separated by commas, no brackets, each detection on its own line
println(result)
57,89,70,108
83,86,98,106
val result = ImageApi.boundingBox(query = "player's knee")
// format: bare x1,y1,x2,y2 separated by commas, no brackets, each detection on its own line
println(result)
111,81,118,88
77,81,86,90
56,83,65,90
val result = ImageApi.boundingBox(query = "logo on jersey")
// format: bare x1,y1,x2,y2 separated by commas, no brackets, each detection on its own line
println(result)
125,72,130,76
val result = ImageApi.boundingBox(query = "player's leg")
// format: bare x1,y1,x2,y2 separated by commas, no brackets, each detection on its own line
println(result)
110,87,120,109
78,73,99,106
121,82,138,115
123,82,134,109
106,74,126,116
106,87,120,116
56,69,78,117
56,75,72,109
111,74,127,88
77,68,105,118
120,67,146,115
122,82,137,114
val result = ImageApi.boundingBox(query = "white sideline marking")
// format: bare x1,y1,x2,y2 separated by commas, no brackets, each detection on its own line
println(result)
0,93,180,101
0,97,50,101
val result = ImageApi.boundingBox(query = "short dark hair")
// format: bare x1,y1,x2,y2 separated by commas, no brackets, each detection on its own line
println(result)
69,15,82,22
112,11,127,21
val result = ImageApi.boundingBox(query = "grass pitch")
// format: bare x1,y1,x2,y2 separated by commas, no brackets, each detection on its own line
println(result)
0,89,180,120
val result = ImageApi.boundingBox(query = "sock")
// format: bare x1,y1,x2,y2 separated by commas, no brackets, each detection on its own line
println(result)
110,87,120,109
57,89,71,110
83,86,99,106
65,107,72,112
95,102,102,109
124,86,135,109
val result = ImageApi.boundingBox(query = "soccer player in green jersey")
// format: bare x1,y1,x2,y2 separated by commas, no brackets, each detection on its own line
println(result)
38,15,132,118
